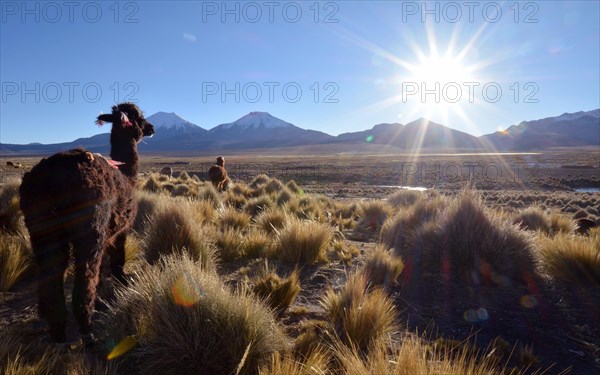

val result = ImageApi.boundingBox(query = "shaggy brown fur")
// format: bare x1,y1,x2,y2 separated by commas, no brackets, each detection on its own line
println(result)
19,103,154,342
576,217,597,235
208,156,228,191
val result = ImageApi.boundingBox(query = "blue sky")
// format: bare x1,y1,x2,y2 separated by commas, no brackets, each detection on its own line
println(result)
1,1,599,144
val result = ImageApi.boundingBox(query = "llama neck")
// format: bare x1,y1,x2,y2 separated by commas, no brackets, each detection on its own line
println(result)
110,135,139,179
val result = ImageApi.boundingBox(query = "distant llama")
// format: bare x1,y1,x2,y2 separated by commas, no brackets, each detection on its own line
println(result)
19,103,155,342
208,156,228,191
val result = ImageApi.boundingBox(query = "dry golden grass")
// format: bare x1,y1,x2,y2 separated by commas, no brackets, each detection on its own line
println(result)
386,189,424,208
0,178,26,236
513,207,551,234
549,213,576,235
285,180,303,195
537,232,600,285
275,218,333,264
0,232,31,291
255,208,288,234
245,196,275,218
252,263,301,311
361,245,404,288
243,228,273,259
217,206,251,231
322,274,397,354
101,254,288,375
211,227,246,262
142,198,216,270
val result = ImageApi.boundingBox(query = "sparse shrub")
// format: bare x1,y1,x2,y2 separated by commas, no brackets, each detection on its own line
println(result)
177,170,190,182
537,233,600,285
245,196,274,218
513,207,551,234
285,180,302,195
322,274,397,354
252,265,301,311
361,245,404,288
218,206,251,231
386,189,423,208
276,218,333,264
142,199,216,270
0,232,31,291
101,254,287,375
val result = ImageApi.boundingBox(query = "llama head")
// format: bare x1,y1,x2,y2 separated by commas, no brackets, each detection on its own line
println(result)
96,102,155,141
216,156,225,167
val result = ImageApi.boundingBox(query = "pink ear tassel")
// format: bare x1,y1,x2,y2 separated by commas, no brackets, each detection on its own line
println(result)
95,119,105,127
120,112,133,127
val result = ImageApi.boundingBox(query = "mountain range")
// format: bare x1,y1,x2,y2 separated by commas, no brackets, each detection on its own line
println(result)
1,109,598,155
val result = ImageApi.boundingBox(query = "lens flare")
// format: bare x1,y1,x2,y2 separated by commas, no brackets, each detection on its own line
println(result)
365,135,374,143
107,336,137,360
172,273,204,307
520,295,538,309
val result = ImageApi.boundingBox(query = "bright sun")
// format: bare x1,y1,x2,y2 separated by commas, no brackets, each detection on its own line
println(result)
410,55,473,84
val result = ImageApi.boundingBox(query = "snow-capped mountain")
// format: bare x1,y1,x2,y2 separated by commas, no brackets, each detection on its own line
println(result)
146,112,206,132
210,112,294,132
551,109,600,122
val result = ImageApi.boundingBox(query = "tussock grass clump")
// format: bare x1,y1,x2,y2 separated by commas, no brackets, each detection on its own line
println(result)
322,274,397,354
275,187,294,206
0,179,26,236
331,334,498,375
101,254,287,375
217,206,251,231
354,200,392,237
332,241,360,264
259,349,328,375
285,180,303,195
211,228,245,262
380,198,442,251
433,192,536,281
142,174,163,193
513,207,551,234
142,199,216,270
245,196,275,218
256,208,288,234
549,213,576,235
230,182,254,198
0,232,32,291
133,190,161,233
537,233,600,285
224,191,248,210
250,174,271,189
275,218,333,264
198,184,221,207
386,189,424,208
252,264,301,311
243,229,273,259
264,178,285,195
361,245,404,288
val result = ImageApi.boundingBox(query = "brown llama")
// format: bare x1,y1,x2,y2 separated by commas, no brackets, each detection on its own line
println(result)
208,156,228,191
19,103,154,343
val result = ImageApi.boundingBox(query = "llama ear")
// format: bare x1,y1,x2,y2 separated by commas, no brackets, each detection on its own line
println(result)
96,114,114,126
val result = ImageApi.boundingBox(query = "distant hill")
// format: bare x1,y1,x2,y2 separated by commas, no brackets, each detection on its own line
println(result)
1,109,598,155
480,109,600,150
334,118,481,150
